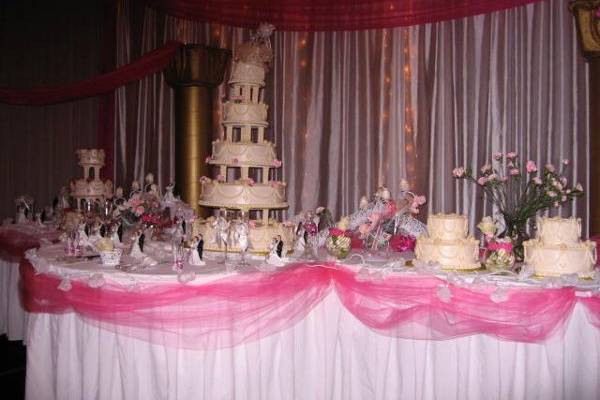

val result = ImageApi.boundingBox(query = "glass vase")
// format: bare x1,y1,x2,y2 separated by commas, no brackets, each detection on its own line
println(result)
502,214,530,262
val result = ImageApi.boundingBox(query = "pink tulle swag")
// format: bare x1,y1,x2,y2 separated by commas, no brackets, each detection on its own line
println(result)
20,259,598,349
389,234,416,252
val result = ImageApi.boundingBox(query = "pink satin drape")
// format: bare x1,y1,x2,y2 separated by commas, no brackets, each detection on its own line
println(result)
115,0,589,234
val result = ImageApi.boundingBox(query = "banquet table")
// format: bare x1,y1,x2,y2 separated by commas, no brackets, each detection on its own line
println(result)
20,242,600,400
0,223,59,341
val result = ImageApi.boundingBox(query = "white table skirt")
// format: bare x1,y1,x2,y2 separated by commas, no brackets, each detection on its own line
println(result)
0,259,28,341
25,291,600,400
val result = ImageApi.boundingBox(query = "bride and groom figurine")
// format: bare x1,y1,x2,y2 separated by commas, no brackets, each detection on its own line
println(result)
265,235,285,266
188,234,205,266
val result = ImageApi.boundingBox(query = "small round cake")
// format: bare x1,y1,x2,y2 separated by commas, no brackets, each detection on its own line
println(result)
415,213,481,270
524,217,596,278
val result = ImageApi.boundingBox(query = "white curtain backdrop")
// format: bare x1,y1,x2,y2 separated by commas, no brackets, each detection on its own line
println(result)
114,0,589,234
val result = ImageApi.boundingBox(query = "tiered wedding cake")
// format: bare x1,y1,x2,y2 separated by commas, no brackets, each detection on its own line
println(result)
70,149,113,209
415,213,481,270
524,217,596,277
194,28,294,254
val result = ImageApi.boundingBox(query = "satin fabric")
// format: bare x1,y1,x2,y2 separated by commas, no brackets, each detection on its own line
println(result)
115,0,589,235
143,0,545,31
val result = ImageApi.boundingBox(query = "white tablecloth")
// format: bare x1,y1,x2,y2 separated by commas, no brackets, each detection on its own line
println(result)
25,291,600,400
0,259,28,341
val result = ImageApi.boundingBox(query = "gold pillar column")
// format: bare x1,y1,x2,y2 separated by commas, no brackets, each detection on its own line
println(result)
570,1,600,234
165,45,230,215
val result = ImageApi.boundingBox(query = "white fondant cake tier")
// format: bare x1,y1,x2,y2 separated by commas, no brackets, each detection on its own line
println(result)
415,237,481,270
199,180,287,210
537,216,582,246
524,239,596,278
192,219,294,254
72,179,112,198
209,140,277,167
223,102,268,126
427,213,469,241
229,61,266,85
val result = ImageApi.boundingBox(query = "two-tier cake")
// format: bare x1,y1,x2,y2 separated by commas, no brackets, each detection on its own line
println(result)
70,149,113,209
194,28,294,254
415,213,481,270
524,217,596,278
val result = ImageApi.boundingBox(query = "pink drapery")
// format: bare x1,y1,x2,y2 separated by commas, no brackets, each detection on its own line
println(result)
0,40,182,106
143,0,544,31
20,259,600,350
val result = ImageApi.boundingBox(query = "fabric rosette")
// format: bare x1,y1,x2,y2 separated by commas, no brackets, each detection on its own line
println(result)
326,228,352,259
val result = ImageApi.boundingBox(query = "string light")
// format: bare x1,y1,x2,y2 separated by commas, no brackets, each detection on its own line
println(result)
402,29,416,187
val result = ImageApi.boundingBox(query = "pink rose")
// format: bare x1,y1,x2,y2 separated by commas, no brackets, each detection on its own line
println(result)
452,167,465,178
506,152,517,159
561,195,567,202
500,176,508,182
553,202,559,208
358,223,372,237
477,176,487,185
384,200,397,218
135,205,145,215
368,212,381,225
533,176,542,185
413,195,427,205
494,152,503,161
545,163,555,173
273,159,282,167
526,160,537,173
480,164,492,173
487,173,498,181
509,168,520,176
547,191,557,198
562,159,570,165
247,178,255,186
575,183,583,191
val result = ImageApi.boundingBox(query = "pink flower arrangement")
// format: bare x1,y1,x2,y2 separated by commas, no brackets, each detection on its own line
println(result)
453,151,584,254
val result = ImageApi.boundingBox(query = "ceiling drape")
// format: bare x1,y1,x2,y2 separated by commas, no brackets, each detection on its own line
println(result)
142,0,545,31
